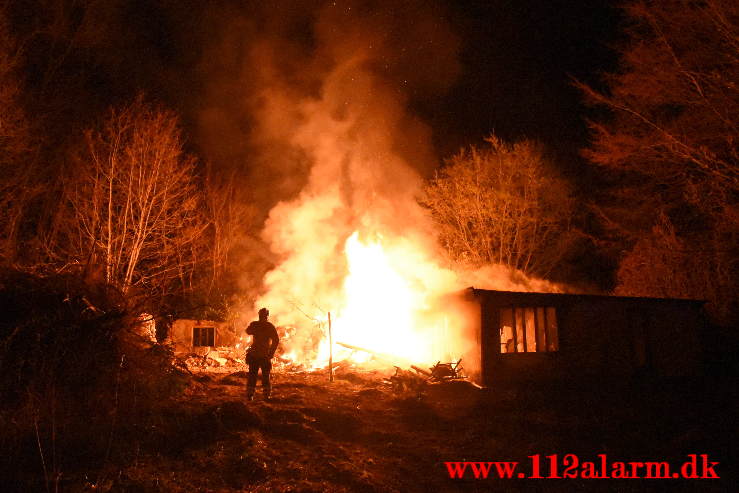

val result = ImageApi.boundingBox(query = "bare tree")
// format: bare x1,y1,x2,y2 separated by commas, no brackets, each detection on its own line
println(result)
64,97,208,296
577,0,739,199
421,135,576,278
201,166,255,293
0,9,38,262
578,0,739,324
615,213,737,325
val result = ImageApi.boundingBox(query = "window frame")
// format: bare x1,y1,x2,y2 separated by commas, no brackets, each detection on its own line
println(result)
193,326,215,347
499,306,558,353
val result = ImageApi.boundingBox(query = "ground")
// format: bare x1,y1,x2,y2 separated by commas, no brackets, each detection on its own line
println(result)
81,364,734,493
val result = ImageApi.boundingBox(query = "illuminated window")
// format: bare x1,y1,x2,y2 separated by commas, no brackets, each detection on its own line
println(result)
499,307,558,353
193,327,215,347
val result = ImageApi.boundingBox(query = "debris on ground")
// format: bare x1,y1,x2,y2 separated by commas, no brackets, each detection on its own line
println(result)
428,359,465,382
386,366,426,394
384,359,470,395
180,347,246,371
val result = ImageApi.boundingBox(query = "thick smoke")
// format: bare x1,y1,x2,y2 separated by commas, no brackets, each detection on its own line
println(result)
196,0,460,211
252,0,463,328
197,0,461,319
196,1,562,361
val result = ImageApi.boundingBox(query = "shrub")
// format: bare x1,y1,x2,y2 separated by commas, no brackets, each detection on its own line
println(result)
0,267,186,489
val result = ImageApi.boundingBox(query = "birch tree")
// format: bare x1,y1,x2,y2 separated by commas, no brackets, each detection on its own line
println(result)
65,98,207,296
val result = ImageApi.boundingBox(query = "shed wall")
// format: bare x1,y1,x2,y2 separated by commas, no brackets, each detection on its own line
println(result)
473,290,704,387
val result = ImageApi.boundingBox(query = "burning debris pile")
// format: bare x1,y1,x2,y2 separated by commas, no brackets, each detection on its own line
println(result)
233,1,481,373
423,359,467,382
386,359,469,395
221,0,563,377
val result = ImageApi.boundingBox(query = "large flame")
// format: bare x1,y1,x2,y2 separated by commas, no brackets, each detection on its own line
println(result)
237,2,560,372
309,231,458,367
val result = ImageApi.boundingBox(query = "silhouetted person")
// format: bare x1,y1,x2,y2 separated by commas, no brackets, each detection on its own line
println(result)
245,307,279,400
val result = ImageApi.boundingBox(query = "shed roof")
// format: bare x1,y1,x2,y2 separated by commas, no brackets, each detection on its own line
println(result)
468,288,705,306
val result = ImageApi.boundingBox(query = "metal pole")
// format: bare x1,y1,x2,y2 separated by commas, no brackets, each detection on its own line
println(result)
328,311,334,383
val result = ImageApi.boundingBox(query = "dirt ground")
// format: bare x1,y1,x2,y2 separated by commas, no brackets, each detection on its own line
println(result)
85,364,734,493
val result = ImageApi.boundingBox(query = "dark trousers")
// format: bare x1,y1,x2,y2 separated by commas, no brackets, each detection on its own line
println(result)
246,354,272,395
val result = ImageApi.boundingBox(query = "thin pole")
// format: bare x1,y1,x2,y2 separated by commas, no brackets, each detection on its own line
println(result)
328,311,334,383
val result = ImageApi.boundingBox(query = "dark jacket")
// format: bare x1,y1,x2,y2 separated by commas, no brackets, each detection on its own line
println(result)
246,320,279,359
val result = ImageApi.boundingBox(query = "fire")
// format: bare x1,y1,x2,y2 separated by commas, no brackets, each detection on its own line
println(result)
288,230,466,369
241,8,558,372
339,232,426,360
262,225,558,371
311,232,441,366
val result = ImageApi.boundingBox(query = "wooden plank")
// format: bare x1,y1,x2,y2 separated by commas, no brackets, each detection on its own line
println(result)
512,307,518,353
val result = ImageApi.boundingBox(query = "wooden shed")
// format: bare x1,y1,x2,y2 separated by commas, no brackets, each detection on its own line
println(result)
464,289,706,387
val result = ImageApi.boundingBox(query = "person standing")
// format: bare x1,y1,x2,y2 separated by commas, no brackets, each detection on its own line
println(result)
245,307,279,400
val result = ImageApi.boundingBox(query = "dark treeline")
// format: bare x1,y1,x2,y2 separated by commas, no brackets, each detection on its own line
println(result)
578,0,738,327
0,1,256,322
0,7,224,486
0,1,736,325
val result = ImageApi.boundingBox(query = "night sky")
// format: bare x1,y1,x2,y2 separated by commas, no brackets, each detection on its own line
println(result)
12,0,621,176
425,0,621,159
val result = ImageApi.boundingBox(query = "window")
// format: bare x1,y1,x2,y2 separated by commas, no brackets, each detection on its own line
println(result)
193,327,215,347
499,307,558,353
